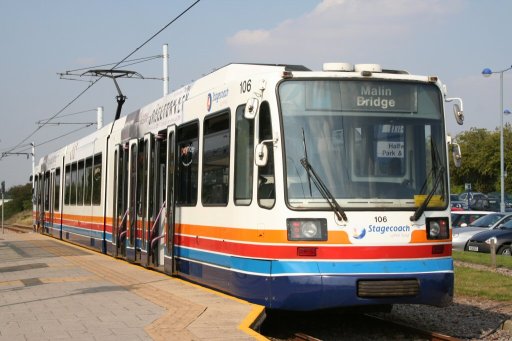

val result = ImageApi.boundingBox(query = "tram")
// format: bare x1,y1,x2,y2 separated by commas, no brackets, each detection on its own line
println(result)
33,62,464,311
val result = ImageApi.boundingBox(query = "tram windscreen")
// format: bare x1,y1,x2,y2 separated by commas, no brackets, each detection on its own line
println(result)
279,80,447,209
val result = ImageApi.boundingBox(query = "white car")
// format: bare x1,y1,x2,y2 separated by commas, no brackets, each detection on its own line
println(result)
452,212,512,250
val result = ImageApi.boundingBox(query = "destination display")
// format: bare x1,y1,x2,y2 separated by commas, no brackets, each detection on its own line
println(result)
340,81,418,113
301,81,419,113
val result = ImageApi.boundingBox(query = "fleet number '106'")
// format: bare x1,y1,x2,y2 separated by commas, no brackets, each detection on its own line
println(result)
375,216,388,223
240,79,251,93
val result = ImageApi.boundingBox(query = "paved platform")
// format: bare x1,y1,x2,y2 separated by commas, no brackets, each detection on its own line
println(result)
0,229,266,340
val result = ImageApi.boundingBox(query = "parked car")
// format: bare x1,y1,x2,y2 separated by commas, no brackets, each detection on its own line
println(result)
466,219,512,255
485,194,500,211
450,193,468,211
487,192,512,209
452,212,512,250
458,192,490,211
451,211,490,228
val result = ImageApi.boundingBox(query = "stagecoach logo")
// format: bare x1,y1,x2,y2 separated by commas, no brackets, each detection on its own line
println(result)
368,224,411,235
206,93,212,112
350,224,412,241
352,226,367,239
206,88,229,112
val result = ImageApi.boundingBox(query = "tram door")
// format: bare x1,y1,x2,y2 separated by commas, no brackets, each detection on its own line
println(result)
126,138,141,263
164,125,176,275
34,174,40,231
112,144,128,258
42,171,51,234
36,174,44,233
141,133,154,267
152,131,168,269
48,169,59,238
53,168,62,239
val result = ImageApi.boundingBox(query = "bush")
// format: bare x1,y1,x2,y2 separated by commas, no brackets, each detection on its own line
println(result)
2,183,32,220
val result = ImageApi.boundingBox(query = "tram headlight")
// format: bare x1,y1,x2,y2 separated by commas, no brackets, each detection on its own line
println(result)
426,217,449,240
430,221,441,237
287,218,327,241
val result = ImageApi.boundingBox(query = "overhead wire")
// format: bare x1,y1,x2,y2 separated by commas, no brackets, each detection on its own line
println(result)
0,80,100,156
2,124,94,157
0,0,201,160
37,108,97,125
33,124,95,148
111,0,200,71
61,55,162,74
58,55,164,82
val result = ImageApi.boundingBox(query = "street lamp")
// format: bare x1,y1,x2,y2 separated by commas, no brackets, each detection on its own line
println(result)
482,66,512,212
505,109,511,182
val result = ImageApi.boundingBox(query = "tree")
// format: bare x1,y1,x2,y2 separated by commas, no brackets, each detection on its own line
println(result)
3,183,32,219
450,125,512,194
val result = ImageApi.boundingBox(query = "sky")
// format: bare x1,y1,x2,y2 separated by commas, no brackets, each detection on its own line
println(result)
1,0,511,189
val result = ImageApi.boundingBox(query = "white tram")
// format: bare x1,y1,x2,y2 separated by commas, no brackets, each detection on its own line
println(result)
33,62,463,311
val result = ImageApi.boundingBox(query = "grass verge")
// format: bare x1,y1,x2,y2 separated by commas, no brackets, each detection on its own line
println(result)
453,250,512,269
453,250,512,301
455,266,512,301
6,210,33,226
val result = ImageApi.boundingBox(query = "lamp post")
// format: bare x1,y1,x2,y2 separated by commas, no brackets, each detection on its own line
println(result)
482,66,512,213
505,109,511,183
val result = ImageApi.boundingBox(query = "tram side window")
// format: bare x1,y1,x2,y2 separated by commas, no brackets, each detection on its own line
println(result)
202,112,230,206
84,157,93,205
77,160,84,205
54,168,60,212
44,172,50,211
34,174,38,206
92,153,102,205
36,174,42,213
71,162,77,205
257,102,276,209
64,164,71,205
235,105,254,205
177,122,199,206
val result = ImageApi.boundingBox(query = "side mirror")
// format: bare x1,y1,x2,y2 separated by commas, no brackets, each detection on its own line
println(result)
453,103,464,125
452,143,462,168
244,98,259,120
255,142,268,167
445,97,464,125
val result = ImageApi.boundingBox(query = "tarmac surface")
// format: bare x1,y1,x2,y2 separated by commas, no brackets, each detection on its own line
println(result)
0,227,265,340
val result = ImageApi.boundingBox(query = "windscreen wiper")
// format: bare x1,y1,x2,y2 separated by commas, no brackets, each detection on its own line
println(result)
410,166,445,221
411,138,446,222
300,157,347,222
302,128,313,197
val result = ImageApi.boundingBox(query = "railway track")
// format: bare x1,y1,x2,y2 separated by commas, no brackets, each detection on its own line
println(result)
260,309,462,341
363,313,461,341
2,223,33,234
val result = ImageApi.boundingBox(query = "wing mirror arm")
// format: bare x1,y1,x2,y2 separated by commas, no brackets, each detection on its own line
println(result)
244,80,267,120
451,142,462,168
445,97,464,125
255,138,277,167
244,98,259,119
446,135,462,168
